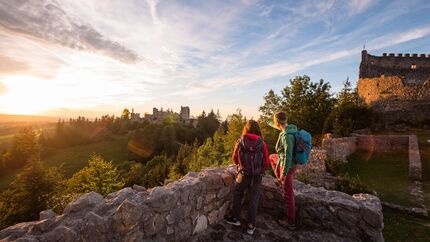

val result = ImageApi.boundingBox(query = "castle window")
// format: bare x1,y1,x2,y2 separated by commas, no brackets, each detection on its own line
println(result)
411,64,417,69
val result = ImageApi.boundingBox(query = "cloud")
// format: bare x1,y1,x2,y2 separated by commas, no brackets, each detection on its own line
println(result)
0,55,29,75
0,81,6,95
0,0,139,63
348,0,375,15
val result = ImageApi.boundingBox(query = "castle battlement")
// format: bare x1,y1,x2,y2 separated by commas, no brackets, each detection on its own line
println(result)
381,53,430,58
359,50,430,79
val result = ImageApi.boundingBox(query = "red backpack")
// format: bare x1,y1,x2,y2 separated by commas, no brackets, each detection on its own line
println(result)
237,136,265,176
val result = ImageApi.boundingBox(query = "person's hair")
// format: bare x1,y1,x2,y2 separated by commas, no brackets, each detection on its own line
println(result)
274,112,288,126
241,120,262,136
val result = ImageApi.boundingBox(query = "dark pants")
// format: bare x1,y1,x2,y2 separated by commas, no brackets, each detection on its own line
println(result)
232,173,262,225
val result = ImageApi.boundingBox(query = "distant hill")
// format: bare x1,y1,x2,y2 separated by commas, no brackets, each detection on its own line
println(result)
0,114,59,123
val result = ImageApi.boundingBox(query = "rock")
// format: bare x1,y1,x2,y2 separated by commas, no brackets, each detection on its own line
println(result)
80,212,109,241
112,200,142,233
353,194,384,229
193,215,208,234
144,213,165,236
166,205,191,224
196,197,203,210
39,209,57,220
63,192,104,215
205,194,216,204
132,184,146,192
44,226,77,242
146,186,178,212
217,186,230,199
207,210,219,225
175,218,192,240
166,226,174,235
29,219,54,234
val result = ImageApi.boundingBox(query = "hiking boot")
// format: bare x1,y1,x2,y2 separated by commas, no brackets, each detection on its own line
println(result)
277,218,296,230
246,224,256,235
224,216,241,226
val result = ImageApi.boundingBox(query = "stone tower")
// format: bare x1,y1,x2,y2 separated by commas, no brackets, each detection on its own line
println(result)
180,106,190,121
357,50,430,125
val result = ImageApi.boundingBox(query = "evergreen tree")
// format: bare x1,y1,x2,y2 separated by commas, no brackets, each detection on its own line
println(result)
68,154,124,196
9,127,40,169
0,159,64,229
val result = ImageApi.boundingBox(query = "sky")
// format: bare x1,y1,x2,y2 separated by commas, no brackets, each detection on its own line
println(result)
0,0,430,119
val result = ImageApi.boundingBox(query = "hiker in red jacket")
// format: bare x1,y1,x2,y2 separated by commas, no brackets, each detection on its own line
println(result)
225,120,270,235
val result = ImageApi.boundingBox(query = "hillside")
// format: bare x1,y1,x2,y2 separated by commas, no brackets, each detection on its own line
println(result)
0,114,59,123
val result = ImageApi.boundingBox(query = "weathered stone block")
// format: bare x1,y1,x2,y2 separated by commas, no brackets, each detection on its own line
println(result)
193,215,208,234
63,192,104,215
39,209,57,221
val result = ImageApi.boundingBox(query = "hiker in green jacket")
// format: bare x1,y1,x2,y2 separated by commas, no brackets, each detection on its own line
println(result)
267,111,298,229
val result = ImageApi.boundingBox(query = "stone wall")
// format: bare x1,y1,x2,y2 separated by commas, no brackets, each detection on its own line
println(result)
295,148,331,188
408,135,422,180
260,177,384,242
0,166,384,242
353,134,409,152
321,137,357,161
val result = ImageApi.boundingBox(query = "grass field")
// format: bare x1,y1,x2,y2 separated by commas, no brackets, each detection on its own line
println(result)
0,135,129,190
346,150,417,207
383,209,430,242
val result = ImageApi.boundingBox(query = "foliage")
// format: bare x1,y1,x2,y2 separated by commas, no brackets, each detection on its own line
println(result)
168,143,193,181
322,79,372,137
335,173,369,195
140,155,172,188
0,159,64,229
323,104,373,137
0,127,40,177
259,75,335,143
67,154,124,196
222,111,246,160
196,110,221,143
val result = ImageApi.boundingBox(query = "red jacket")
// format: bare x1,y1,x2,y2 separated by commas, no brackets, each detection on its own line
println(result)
232,133,270,172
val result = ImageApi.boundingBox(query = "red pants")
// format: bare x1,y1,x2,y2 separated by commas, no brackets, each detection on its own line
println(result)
269,154,297,223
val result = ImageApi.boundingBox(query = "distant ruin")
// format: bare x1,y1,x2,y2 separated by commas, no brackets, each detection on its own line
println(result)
357,50,430,126
130,106,197,127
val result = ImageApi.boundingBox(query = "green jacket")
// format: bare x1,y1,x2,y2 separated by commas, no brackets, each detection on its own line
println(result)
267,121,298,176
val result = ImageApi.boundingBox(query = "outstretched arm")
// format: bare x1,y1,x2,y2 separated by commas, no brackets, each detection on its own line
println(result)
265,119,281,131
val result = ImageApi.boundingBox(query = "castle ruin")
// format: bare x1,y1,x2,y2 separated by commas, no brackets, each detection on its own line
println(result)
357,50,430,126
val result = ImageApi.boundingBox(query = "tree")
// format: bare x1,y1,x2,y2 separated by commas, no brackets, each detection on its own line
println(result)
259,89,281,120
168,143,193,180
0,159,64,229
260,75,335,142
337,78,358,106
124,162,144,187
8,127,40,169
121,108,131,120
159,125,179,157
223,111,246,159
141,155,172,188
68,154,124,196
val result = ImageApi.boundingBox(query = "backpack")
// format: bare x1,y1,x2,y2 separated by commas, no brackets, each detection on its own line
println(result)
293,130,312,165
237,136,265,176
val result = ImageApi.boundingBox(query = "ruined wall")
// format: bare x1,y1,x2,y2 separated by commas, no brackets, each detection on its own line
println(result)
0,165,384,242
358,51,430,125
353,134,409,152
321,137,357,161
